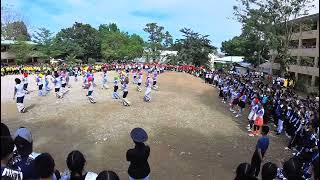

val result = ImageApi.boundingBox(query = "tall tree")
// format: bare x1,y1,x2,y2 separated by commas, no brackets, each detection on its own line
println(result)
143,23,165,62
9,37,33,64
52,22,101,62
233,0,315,74
175,28,216,67
32,28,53,60
1,5,30,40
163,31,173,49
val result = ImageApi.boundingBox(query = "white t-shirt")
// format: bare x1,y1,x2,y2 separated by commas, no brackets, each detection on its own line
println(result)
88,82,94,91
15,84,25,97
54,77,62,88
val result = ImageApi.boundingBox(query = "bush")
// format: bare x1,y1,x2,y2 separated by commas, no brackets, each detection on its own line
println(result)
88,58,96,65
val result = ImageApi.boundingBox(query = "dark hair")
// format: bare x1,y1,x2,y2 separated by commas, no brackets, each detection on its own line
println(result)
96,171,119,180
1,136,14,160
1,123,11,137
34,153,55,179
66,150,86,180
261,162,277,180
15,78,21,84
235,163,255,180
1,176,13,180
261,125,270,135
14,136,33,156
283,157,303,180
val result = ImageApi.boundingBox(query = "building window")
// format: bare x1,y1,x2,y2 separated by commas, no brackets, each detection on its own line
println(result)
301,38,316,48
298,73,312,86
288,56,298,65
289,40,299,49
300,56,315,67
301,19,318,31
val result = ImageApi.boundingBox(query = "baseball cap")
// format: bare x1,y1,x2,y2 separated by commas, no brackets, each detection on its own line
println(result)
13,127,33,143
130,128,148,143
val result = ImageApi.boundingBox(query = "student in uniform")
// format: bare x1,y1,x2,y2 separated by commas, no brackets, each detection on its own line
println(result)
121,77,130,106
33,153,56,180
13,78,26,113
250,104,265,136
102,68,109,89
236,92,247,118
87,76,96,104
112,76,120,99
137,71,143,92
152,69,158,90
144,74,152,102
36,73,44,96
22,72,29,94
126,128,150,180
52,72,62,99
250,125,270,177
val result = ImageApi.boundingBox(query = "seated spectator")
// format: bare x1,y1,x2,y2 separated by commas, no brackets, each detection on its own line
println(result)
61,150,97,180
1,135,23,180
126,128,150,180
9,127,40,180
96,171,119,180
33,153,55,180
261,162,277,180
234,163,257,180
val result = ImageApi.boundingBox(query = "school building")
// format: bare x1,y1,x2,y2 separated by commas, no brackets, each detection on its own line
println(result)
1,40,40,64
259,13,319,91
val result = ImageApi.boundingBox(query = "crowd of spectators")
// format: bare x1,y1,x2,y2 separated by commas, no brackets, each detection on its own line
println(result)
1,123,151,180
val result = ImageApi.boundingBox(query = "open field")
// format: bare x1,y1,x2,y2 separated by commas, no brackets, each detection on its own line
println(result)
1,71,290,180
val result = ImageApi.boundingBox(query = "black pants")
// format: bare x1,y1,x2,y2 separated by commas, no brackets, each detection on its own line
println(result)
23,83,28,90
123,91,128,98
16,96,25,103
250,150,263,177
153,81,156,86
114,86,118,92
38,84,43,90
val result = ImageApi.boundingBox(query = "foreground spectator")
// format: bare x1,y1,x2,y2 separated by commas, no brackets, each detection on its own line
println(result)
33,153,56,180
126,127,150,180
9,127,40,179
61,150,97,180
250,125,270,177
234,163,257,180
261,162,277,180
1,135,23,180
96,171,119,180
1,123,11,137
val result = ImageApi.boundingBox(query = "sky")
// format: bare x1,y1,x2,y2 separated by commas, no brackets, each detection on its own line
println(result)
1,0,319,49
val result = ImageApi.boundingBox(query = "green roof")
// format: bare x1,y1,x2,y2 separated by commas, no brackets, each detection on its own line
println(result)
1,40,37,45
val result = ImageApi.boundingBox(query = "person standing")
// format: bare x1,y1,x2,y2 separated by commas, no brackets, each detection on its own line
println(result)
144,75,152,102
126,128,150,180
13,78,26,113
250,125,270,177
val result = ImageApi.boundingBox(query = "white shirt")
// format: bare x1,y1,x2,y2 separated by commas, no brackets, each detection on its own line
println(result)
88,82,94,91
54,77,62,88
15,84,25,97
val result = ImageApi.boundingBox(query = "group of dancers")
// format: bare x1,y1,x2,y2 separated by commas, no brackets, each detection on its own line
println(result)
12,65,161,113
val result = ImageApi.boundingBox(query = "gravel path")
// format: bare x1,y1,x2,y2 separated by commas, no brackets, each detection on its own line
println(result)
1,71,291,180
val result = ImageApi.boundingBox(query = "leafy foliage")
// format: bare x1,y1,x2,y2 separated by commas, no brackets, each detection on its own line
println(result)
1,21,30,40
175,28,216,67
9,38,33,64
233,0,315,74
32,28,54,60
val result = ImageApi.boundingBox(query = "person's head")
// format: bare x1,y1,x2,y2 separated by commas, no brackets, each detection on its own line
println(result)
261,162,277,180
130,127,148,144
1,136,14,162
15,78,21,84
235,163,256,180
283,157,303,180
1,123,11,137
13,127,33,156
66,150,86,178
261,125,269,135
96,171,119,180
34,153,55,180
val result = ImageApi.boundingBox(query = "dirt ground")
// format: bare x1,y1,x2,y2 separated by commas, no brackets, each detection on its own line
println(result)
1,71,291,180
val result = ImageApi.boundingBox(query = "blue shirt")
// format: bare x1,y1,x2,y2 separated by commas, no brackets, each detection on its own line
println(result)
256,136,269,155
